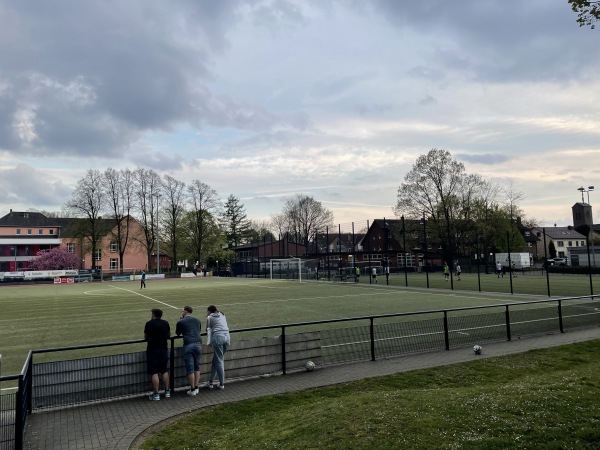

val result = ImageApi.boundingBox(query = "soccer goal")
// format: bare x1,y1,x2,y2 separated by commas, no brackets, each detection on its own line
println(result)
269,258,319,282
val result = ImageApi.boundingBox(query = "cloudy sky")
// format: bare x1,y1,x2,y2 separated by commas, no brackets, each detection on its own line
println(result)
0,0,598,227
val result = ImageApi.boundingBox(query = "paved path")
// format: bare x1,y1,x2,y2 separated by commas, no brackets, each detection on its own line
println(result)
24,327,600,449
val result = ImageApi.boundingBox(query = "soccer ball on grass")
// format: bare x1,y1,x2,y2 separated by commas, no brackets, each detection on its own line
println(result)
473,345,482,355
305,361,316,372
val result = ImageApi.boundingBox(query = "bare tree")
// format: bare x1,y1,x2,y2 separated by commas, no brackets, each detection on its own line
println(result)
162,174,187,271
282,194,334,250
270,213,289,239
187,180,220,268
133,168,163,271
104,168,134,272
65,169,105,268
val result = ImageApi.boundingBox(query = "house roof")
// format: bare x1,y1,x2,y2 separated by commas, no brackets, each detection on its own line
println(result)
0,211,118,238
0,210,58,227
538,226,586,240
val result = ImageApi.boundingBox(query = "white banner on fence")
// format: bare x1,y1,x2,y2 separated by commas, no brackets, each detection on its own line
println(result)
3,270,79,279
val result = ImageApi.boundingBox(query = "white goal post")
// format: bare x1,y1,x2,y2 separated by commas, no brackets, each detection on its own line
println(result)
269,258,319,282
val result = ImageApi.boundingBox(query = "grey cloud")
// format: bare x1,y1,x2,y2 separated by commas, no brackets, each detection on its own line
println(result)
356,103,394,116
131,151,184,172
370,1,598,83
0,0,280,158
456,153,510,165
419,95,436,106
0,163,72,206
310,72,377,100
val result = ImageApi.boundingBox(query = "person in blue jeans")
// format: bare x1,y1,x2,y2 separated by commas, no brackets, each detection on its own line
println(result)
176,306,202,396
206,305,230,390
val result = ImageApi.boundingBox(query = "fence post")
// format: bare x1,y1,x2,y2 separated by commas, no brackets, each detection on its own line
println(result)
170,337,176,389
26,354,33,414
558,300,564,333
281,326,287,375
370,318,375,361
15,374,24,450
443,311,450,350
505,305,512,341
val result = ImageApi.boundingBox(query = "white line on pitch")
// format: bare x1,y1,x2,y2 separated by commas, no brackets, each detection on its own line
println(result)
107,285,179,309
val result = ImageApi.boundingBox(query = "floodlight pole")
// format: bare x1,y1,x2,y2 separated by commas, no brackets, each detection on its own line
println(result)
154,193,161,274
578,185,594,204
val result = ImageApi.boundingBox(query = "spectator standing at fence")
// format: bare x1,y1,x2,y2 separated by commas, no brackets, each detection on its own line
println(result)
206,305,230,389
385,265,390,283
455,263,461,281
496,261,503,278
144,308,171,401
141,270,146,289
176,306,202,396
511,261,517,278
355,266,360,282
443,262,449,281
372,267,377,283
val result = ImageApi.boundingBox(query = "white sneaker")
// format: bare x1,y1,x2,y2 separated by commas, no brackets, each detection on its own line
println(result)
186,389,197,396
217,384,224,390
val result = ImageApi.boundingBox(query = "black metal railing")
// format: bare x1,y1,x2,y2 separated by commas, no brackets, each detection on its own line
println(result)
1,294,599,449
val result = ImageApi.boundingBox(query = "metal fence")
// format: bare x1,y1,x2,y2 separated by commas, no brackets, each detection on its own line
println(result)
1,294,599,449
233,221,599,297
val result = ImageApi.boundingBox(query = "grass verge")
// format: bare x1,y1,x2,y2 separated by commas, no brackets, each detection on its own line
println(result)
140,340,600,449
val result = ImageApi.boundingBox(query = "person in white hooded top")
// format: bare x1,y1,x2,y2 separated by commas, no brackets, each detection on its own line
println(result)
205,305,230,389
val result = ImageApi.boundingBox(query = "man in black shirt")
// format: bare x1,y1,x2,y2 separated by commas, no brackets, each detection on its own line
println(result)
144,308,171,400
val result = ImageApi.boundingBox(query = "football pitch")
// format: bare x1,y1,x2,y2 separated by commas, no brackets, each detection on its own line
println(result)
0,275,566,377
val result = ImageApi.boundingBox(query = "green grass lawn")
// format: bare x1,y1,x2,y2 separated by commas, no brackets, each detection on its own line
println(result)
0,274,596,377
139,339,600,450
361,271,599,297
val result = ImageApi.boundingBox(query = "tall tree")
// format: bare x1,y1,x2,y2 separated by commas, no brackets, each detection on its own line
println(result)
187,180,220,268
162,174,187,271
395,149,486,264
282,194,334,250
569,0,600,28
133,168,163,271
104,168,134,272
246,219,276,243
65,169,105,268
221,194,251,247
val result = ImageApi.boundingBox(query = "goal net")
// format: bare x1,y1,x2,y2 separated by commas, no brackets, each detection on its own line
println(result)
269,258,319,282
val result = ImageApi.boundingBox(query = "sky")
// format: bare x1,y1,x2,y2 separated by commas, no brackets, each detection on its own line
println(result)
0,0,599,227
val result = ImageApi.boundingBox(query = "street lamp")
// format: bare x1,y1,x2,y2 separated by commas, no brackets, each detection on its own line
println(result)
216,260,219,277
577,186,594,204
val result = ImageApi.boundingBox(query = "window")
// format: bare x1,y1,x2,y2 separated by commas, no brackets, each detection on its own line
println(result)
110,242,118,252
16,229,21,235
557,241,564,247
524,231,530,237
582,241,586,246
95,250,102,261
568,241,572,247
67,243,75,254
38,229,43,235
49,229,54,235
110,258,118,270
27,229,32,235
397,253,415,267
576,241,579,247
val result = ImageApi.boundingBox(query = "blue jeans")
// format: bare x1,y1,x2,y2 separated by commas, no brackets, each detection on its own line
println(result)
183,342,202,375
209,333,230,385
